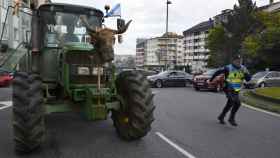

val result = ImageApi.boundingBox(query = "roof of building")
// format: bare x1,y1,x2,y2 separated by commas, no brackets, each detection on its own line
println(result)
183,20,214,35
161,32,184,38
214,9,233,19
259,1,280,10
136,38,148,44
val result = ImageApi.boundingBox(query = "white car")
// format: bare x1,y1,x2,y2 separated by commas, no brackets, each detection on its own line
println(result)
244,71,280,88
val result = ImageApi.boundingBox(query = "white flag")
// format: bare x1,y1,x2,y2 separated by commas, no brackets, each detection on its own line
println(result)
106,3,121,17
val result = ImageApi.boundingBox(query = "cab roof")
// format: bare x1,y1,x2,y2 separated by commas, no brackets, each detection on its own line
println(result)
38,3,104,17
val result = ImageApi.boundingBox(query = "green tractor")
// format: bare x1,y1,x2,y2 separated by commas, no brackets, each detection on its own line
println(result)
1,2,155,153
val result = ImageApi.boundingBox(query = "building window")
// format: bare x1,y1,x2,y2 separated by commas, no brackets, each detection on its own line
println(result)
194,32,200,36
194,39,201,43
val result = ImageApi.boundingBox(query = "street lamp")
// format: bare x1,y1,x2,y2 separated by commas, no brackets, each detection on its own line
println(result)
165,0,171,70
166,0,172,33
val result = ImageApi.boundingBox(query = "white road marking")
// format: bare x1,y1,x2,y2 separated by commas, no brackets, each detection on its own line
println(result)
156,132,196,158
152,91,159,95
0,101,12,110
242,103,280,118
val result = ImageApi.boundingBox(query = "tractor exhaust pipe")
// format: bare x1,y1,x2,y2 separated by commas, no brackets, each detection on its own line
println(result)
31,11,40,52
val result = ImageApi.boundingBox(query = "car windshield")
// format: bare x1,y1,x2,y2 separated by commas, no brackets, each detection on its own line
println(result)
203,69,217,75
157,71,169,76
41,11,102,47
252,72,267,78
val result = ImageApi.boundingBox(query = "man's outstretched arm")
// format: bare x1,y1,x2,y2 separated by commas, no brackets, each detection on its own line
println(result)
210,67,228,82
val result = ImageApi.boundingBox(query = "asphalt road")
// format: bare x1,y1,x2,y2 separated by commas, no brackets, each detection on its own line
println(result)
0,87,11,102
0,87,280,158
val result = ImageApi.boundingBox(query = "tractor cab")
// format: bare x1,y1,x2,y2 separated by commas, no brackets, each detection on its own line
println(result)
38,3,103,49
34,4,112,101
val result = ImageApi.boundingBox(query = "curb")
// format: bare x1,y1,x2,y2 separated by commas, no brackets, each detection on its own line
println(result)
240,91,280,114
242,103,280,118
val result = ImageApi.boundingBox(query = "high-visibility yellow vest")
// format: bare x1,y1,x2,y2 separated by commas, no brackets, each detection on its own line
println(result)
226,64,245,92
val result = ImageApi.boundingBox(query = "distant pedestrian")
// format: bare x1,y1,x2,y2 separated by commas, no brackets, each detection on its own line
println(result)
208,55,251,126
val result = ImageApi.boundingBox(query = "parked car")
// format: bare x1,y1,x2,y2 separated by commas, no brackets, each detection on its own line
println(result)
147,71,193,88
115,68,158,78
0,68,13,87
135,69,158,77
193,69,224,92
244,71,280,88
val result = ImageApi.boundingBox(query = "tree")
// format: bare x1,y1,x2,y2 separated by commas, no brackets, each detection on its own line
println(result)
243,12,280,71
206,0,258,67
206,25,228,67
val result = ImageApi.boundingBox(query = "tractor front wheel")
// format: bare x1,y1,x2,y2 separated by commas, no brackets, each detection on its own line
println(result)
112,71,155,140
12,72,45,153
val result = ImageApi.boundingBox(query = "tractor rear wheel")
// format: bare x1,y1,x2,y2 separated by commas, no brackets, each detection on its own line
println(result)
12,72,45,153
112,71,155,140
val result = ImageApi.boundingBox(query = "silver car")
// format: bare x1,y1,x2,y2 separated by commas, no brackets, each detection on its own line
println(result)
244,71,280,88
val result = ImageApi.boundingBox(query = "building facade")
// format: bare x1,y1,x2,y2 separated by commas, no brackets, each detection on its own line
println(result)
182,0,280,73
157,32,184,68
136,33,184,70
136,38,146,67
213,9,232,26
0,0,32,49
183,20,214,73
114,54,136,68
259,0,280,12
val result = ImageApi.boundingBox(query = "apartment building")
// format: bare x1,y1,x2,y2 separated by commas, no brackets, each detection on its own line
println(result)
0,0,32,49
259,0,280,12
136,38,146,67
183,19,214,73
157,32,184,68
136,32,184,70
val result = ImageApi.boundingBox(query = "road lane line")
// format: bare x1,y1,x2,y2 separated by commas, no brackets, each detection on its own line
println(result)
242,103,280,118
152,90,159,95
0,101,12,110
155,132,196,158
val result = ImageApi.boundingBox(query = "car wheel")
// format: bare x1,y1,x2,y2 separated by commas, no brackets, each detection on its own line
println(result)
155,80,163,88
259,82,266,88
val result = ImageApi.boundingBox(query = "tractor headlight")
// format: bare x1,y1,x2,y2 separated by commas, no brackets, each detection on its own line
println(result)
78,67,90,75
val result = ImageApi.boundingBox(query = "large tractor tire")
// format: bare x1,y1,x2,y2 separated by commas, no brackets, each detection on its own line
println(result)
12,72,45,153
112,71,155,140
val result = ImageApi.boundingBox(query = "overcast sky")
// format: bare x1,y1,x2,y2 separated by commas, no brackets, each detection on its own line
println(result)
52,0,276,55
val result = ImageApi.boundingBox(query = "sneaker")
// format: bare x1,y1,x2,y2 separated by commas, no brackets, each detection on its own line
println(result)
228,119,238,126
218,116,226,124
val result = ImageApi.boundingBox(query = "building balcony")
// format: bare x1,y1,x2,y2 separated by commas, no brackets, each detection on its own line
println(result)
185,36,195,40
187,43,194,47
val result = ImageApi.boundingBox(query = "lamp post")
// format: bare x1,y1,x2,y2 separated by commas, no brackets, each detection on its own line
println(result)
166,0,172,33
165,0,171,70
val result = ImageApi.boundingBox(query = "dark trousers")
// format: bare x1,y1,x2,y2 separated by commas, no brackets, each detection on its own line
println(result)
219,90,241,121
